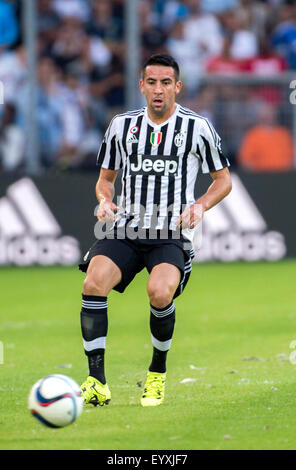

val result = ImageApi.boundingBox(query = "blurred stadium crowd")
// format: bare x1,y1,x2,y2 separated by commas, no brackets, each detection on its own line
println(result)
0,0,296,172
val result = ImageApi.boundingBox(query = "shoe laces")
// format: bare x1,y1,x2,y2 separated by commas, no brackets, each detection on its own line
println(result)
143,374,165,398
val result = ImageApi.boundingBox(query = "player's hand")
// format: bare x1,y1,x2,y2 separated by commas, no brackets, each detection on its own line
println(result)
175,203,204,229
97,199,118,222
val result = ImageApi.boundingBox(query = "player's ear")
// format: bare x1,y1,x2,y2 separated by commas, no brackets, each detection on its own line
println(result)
175,80,182,95
139,79,145,94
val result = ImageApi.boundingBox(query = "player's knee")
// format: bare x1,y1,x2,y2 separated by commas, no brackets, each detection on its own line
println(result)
148,285,173,309
83,273,108,297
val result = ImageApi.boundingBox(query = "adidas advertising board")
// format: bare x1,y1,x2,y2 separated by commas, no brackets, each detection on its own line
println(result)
194,173,287,262
0,177,80,266
0,171,294,266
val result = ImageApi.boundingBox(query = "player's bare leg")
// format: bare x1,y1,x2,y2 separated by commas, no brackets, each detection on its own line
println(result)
80,255,122,406
147,263,181,308
83,254,122,296
141,264,181,406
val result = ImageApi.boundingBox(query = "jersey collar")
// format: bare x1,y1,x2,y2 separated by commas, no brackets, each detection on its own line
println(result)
144,103,180,129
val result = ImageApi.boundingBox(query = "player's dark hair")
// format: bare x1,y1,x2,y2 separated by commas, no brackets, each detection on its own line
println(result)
142,54,180,82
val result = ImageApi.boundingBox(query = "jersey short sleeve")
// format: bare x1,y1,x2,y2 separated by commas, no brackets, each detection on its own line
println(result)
96,116,122,170
196,119,230,174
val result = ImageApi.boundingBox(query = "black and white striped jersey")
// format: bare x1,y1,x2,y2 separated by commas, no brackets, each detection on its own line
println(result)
97,103,230,241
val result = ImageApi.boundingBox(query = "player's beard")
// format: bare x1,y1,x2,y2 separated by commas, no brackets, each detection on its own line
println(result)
149,99,173,119
150,103,165,117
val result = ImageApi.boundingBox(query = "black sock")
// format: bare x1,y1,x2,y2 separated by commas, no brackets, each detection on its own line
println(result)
88,349,106,384
81,294,108,384
149,347,168,374
149,301,175,373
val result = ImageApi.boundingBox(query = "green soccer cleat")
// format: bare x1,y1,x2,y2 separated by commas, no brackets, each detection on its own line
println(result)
80,376,111,407
141,371,166,407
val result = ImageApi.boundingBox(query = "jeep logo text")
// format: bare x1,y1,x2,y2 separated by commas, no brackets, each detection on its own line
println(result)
129,154,179,177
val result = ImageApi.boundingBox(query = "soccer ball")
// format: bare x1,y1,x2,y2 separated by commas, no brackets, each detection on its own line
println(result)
28,374,84,428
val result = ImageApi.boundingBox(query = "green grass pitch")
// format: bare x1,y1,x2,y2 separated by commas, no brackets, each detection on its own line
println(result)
0,260,296,450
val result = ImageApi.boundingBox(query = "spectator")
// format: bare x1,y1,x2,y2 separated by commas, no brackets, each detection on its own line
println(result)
17,56,64,167
0,44,27,104
238,101,294,172
57,70,87,168
88,54,125,116
52,0,90,23
271,0,296,69
66,35,112,87
140,0,168,58
0,102,25,172
48,16,87,69
213,83,259,167
206,34,249,74
221,8,258,59
0,0,19,48
81,35,112,72
87,0,123,41
183,0,223,73
142,25,168,58
166,20,201,93
156,0,190,31
245,36,287,107
37,0,61,41
77,110,103,171
236,0,271,40
245,35,288,74
49,16,112,77
184,84,217,123
201,0,239,13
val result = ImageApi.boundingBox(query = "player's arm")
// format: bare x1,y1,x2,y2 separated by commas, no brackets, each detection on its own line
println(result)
176,167,232,228
196,166,232,213
96,168,119,222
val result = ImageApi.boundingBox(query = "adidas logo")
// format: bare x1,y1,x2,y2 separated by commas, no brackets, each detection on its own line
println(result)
193,174,286,262
127,134,139,144
0,178,81,266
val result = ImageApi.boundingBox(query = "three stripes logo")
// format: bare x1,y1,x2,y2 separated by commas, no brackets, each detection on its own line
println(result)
193,174,286,262
0,178,81,266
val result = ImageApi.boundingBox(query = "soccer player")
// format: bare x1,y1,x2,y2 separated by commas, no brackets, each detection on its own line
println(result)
79,54,232,407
